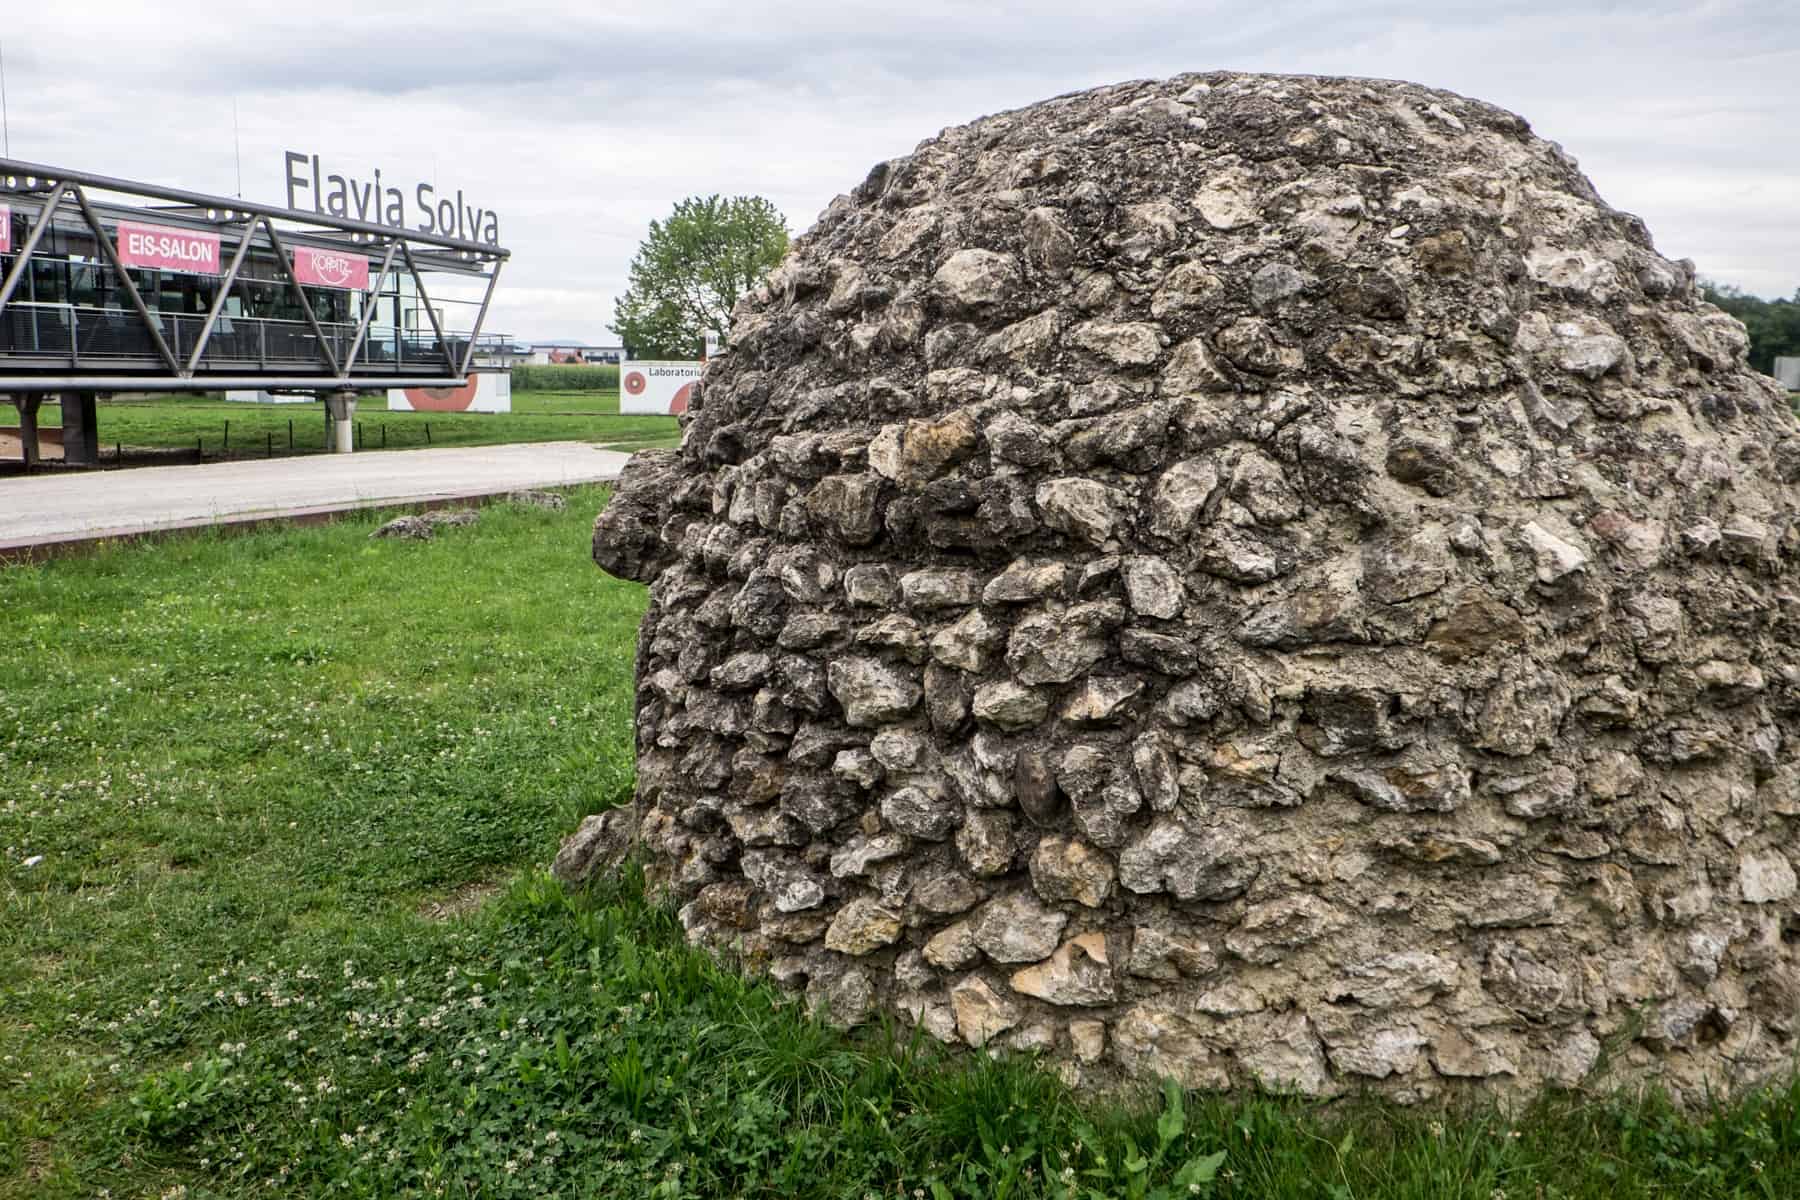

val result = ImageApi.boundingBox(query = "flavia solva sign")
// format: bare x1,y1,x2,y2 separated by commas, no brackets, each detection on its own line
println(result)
283,152,500,247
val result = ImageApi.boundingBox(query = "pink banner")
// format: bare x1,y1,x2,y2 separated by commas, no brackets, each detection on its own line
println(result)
291,244,370,290
0,205,11,254
116,220,221,275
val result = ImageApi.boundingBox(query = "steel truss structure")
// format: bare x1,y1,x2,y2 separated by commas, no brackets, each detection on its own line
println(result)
0,157,510,394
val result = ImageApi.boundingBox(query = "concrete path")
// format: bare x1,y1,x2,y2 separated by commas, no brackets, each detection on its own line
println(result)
0,441,631,553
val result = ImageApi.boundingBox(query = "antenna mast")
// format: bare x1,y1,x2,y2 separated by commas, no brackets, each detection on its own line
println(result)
1,41,11,158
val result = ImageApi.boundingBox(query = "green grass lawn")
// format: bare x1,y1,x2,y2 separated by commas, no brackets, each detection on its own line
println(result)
3,499,1799,1199
13,390,679,457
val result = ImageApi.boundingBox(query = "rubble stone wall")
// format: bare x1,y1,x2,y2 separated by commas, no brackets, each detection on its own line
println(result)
589,71,1800,1102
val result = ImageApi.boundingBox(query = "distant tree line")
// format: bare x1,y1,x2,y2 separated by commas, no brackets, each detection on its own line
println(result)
1701,282,1800,375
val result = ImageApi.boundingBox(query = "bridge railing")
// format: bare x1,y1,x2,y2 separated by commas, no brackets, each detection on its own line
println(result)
0,301,485,375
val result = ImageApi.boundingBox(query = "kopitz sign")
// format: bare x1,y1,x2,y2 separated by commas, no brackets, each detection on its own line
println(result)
291,244,370,290
116,221,221,275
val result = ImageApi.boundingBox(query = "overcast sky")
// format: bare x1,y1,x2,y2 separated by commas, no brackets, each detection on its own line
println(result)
3,2,1796,343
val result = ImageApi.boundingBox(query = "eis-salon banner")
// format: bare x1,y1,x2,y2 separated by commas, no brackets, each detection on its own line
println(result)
115,221,221,275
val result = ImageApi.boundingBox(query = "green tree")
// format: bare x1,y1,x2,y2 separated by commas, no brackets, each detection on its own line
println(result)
611,195,789,359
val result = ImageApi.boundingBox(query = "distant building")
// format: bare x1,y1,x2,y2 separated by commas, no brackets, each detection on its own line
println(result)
526,340,624,366
1774,356,1800,390
470,336,532,368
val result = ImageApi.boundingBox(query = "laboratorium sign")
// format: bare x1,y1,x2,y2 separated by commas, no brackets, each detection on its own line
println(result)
116,220,221,275
283,151,501,247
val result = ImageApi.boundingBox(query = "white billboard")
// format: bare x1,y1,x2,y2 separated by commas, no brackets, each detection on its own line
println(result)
388,371,512,413
620,360,701,415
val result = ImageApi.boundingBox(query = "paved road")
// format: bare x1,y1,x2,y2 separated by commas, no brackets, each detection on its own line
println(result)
0,441,632,552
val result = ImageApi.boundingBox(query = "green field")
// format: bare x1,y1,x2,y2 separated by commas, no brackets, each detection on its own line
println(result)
3,498,1799,1199
12,389,679,458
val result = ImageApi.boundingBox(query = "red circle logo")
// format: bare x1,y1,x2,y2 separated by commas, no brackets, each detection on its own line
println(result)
670,382,694,415
624,371,647,395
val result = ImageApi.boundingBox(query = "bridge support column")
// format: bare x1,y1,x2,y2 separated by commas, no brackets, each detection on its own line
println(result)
11,393,43,468
324,391,357,454
60,392,99,466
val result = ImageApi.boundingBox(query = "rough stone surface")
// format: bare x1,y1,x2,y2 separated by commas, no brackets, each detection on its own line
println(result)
550,807,636,885
371,508,480,540
591,70,1800,1104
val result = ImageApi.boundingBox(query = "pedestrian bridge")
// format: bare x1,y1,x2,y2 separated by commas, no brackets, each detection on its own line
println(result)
0,158,510,464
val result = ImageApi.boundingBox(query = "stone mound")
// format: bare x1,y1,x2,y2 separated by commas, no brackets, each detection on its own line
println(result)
590,71,1800,1103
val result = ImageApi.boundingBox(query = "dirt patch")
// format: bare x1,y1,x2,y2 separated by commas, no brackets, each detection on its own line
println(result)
23,1139,54,1183
0,429,64,460
417,878,503,921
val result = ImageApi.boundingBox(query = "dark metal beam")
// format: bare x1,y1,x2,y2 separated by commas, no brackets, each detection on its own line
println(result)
0,156,509,258
183,217,259,374
69,185,182,375
0,181,68,318
397,241,459,375
342,240,400,370
258,216,340,376
457,257,506,376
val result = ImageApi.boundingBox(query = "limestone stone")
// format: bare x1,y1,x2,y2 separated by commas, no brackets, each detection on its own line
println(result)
983,559,1069,603
551,807,636,885
1060,676,1145,726
1069,1018,1106,1063
1010,933,1115,1006
1739,852,1797,904
951,975,1020,1047
807,965,874,1028
1036,478,1127,546
986,410,1053,466
1430,1028,1519,1078
805,475,884,544
971,892,1069,963
881,785,959,841
1225,896,1348,964
957,809,1017,877
843,564,899,607
1323,1026,1428,1079
1119,819,1257,902
1194,981,1265,1016
1123,555,1184,618
830,832,906,879
913,866,983,916
593,69,1800,1105
1030,837,1117,907
933,249,1017,313
1127,926,1217,980
826,657,921,726
924,920,982,970
1069,321,1163,367
930,608,1004,672
1112,1004,1229,1090
825,898,905,955
1006,611,1108,685
1327,952,1460,1009
922,663,969,734
1238,1013,1337,1097
900,567,981,609
971,680,1049,731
